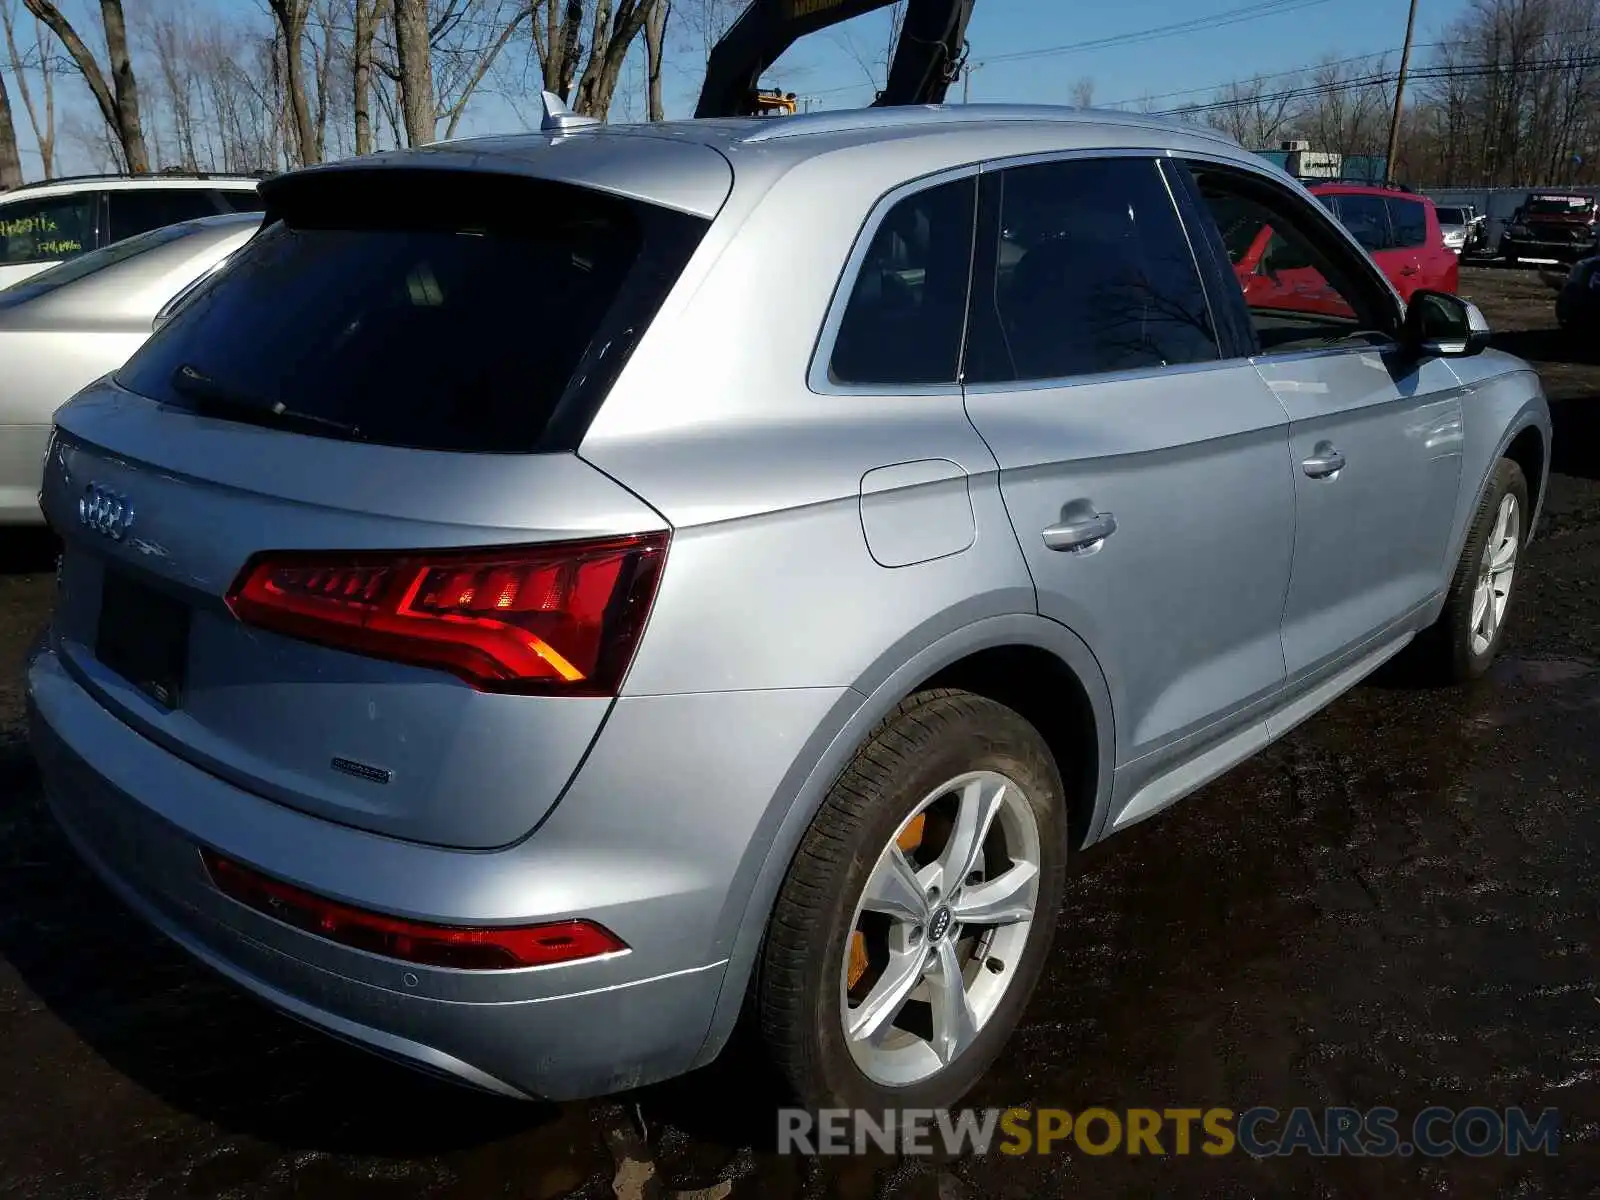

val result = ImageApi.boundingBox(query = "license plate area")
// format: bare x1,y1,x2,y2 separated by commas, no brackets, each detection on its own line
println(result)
96,568,191,709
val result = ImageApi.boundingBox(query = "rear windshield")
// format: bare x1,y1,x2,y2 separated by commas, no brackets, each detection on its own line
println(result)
117,170,708,453
1435,207,1465,224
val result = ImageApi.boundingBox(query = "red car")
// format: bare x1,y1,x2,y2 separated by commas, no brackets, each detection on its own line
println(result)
1227,182,1460,320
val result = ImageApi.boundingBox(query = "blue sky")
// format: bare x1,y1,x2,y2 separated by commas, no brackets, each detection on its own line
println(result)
10,0,1470,174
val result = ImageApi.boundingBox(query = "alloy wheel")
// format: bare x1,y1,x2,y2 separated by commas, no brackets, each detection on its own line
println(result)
838,770,1042,1087
1471,491,1520,657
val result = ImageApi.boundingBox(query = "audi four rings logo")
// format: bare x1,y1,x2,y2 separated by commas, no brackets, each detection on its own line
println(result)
77,483,134,541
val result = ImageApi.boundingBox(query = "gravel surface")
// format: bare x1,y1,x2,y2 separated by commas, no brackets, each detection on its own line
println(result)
0,266,1596,1198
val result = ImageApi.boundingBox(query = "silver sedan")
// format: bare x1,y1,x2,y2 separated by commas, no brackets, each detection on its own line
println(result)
0,211,262,524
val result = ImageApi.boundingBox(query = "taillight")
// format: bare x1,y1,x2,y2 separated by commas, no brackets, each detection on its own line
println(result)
202,851,627,970
225,532,668,694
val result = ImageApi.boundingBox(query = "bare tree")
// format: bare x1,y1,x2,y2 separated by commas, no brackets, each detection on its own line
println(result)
23,0,148,171
3,2,53,177
392,0,433,144
571,0,654,116
266,0,319,164
0,58,20,186
644,0,668,119
433,0,530,138
1204,74,1300,147
1068,76,1094,108
533,0,586,99
353,0,382,153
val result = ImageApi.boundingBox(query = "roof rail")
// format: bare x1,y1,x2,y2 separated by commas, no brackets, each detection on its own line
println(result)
1,169,269,195
738,102,1237,145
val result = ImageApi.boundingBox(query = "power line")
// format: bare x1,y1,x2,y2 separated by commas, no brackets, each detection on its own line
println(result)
807,0,1339,98
1105,24,1600,111
979,0,1335,67
1164,53,1600,118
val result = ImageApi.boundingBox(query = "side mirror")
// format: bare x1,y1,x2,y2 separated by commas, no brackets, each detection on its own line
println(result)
1402,289,1491,358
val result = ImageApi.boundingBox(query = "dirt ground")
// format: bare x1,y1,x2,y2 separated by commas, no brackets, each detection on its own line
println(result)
1,265,1598,1198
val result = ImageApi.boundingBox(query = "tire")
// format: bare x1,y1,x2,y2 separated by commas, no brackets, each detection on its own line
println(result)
757,689,1068,1111
1415,457,1530,682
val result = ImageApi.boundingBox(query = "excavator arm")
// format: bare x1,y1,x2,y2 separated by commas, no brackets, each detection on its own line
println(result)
695,0,976,118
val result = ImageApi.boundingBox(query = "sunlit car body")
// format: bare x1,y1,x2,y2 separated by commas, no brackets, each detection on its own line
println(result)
0,212,262,523
28,105,1548,1110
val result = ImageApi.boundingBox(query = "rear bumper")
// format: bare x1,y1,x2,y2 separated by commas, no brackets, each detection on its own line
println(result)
27,639,851,1099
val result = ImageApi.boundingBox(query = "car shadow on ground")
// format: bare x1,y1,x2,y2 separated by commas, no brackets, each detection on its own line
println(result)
0,733,570,1159
0,528,57,576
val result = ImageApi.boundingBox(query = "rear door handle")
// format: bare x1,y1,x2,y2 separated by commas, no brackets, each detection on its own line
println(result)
1042,511,1117,552
1302,445,1346,479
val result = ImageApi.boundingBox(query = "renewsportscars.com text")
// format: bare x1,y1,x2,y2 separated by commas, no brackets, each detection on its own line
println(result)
778,1106,1561,1158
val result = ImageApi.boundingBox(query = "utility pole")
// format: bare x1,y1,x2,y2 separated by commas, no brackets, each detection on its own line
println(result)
1385,0,1420,183
962,61,983,103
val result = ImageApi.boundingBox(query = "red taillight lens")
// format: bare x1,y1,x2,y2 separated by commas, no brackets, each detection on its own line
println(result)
202,851,627,970
225,533,668,694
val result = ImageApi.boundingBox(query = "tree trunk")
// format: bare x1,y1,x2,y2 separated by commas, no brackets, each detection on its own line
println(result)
0,68,22,188
645,0,668,120
2,4,53,178
354,0,380,154
23,0,148,171
392,0,434,145
573,0,651,118
267,0,318,165
543,0,585,98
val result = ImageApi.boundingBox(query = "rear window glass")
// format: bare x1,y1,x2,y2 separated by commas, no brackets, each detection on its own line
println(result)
0,193,96,265
117,172,707,453
1435,206,1464,224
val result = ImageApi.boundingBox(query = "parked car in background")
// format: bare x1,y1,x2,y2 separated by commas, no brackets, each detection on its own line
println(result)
1435,204,1487,256
0,211,262,523
0,172,265,290
1226,180,1459,308
27,104,1548,1114
1310,182,1460,299
1555,254,1600,331
1500,192,1600,265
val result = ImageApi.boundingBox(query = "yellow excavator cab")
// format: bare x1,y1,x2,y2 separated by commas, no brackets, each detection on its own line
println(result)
754,90,799,116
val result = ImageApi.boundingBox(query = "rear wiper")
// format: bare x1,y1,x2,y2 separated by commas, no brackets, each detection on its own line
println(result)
168,363,365,441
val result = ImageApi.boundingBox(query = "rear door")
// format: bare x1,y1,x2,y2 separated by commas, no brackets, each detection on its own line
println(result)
961,154,1294,771
1330,191,1420,298
1386,194,1455,293
40,162,724,850
1180,160,1464,682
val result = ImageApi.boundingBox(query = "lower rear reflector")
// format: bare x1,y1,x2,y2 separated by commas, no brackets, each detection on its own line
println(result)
201,851,627,970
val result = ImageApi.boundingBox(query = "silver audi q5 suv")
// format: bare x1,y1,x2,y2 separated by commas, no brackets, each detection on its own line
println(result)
28,99,1550,1110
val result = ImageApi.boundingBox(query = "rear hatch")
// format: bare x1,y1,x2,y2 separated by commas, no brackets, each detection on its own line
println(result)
40,154,723,849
